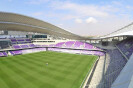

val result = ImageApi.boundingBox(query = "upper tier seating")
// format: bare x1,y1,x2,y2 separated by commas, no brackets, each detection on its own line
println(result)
84,43,93,49
55,42,65,47
13,45,21,49
11,41,102,56
104,49,127,88
10,38,32,44
64,41,75,48
45,41,101,50
13,44,36,49
117,38,133,58
20,45,29,49
88,49,127,88
29,44,36,48
73,41,84,48
10,38,17,42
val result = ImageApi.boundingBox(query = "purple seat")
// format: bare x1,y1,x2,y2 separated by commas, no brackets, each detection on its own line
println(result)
25,39,31,41
55,42,65,47
10,50,22,55
12,42,17,44
17,39,25,41
21,45,29,48
13,45,21,49
13,50,22,55
0,52,4,57
0,52,8,57
65,41,75,47
10,38,17,42
73,41,84,48
9,51,15,55
29,44,36,47
2,52,8,56
117,38,133,58
84,43,93,49
11,38,32,44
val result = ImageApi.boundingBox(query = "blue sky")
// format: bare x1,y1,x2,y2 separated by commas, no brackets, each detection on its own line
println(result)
0,0,133,36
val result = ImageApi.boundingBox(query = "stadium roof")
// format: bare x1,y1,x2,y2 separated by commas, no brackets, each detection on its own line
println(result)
0,12,133,40
99,22,133,39
0,12,85,40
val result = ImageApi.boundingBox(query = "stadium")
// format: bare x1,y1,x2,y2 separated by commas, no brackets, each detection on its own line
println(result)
0,11,132,88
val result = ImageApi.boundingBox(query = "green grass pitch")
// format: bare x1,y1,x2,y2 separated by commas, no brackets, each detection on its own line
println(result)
0,51,98,88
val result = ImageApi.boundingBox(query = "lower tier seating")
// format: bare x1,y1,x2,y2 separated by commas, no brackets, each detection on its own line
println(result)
0,52,8,57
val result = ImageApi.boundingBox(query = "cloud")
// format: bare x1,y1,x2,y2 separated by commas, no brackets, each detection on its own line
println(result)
61,15,78,20
86,17,98,23
27,0,133,36
59,24,63,26
8,0,12,2
126,6,133,10
112,1,122,6
28,0,50,4
51,1,108,17
32,12,43,16
75,18,82,23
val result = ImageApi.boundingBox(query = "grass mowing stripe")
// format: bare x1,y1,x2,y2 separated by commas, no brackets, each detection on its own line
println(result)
71,56,97,88
0,78,10,88
0,62,21,88
20,52,95,85
19,52,93,71
0,60,38,88
25,51,92,62
2,58,56,88
55,56,98,88
5,56,71,84
10,56,73,82
25,53,93,67
11,55,73,76
22,54,92,76
13,54,82,75
0,51,98,88
0,59,42,88
14,52,95,84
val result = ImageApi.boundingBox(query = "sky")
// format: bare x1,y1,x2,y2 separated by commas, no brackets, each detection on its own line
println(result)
0,0,133,36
